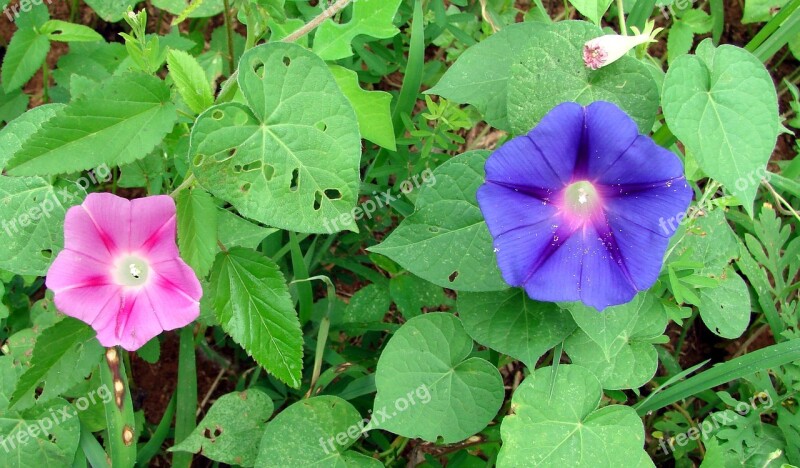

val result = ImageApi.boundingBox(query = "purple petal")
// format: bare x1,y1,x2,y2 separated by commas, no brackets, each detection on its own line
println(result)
520,231,583,303
519,223,639,310
594,135,687,186
600,211,672,291
477,183,558,238
581,101,640,179
485,102,584,192
575,223,640,310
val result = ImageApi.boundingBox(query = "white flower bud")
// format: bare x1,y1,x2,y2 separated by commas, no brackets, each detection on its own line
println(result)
583,21,662,70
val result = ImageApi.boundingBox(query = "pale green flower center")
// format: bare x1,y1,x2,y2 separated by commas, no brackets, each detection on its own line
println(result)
114,255,150,287
563,181,601,218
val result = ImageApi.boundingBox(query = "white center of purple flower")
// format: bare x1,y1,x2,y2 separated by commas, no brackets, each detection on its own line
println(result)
113,255,150,287
562,180,601,220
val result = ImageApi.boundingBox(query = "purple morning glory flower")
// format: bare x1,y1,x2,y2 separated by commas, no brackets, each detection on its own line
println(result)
477,101,692,311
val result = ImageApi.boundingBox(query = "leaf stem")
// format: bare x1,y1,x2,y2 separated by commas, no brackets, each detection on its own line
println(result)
216,0,353,102
222,0,236,74
100,347,137,468
762,179,800,223
478,0,500,32
292,275,336,398
284,0,353,43
616,0,627,35
170,173,196,199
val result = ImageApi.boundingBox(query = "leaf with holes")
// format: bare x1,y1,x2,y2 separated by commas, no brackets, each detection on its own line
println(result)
209,247,303,388
373,313,505,443
9,318,104,410
369,151,508,291
170,389,274,466
563,292,669,390
0,357,81,468
5,73,178,176
190,42,362,233
458,289,577,367
0,177,82,276
39,20,104,42
255,395,382,467
507,21,659,136
498,365,652,467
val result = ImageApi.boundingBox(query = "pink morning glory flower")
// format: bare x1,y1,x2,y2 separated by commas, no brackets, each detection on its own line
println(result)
477,101,692,310
46,193,202,351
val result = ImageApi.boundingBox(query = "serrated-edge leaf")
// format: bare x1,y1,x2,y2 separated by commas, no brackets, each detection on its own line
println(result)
9,318,103,410
1,28,50,93
168,49,215,114
210,247,303,387
6,73,177,176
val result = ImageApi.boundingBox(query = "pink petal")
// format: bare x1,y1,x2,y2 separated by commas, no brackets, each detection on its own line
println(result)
46,249,113,294
106,290,166,351
145,257,203,330
46,250,122,330
107,259,201,351
80,193,132,254
130,195,179,263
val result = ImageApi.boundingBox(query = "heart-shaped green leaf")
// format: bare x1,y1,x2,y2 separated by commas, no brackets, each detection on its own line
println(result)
171,389,274,466
255,395,382,467
190,42,362,233
369,151,508,291
373,313,504,443
563,292,669,389
459,289,577,367
499,365,653,467
507,21,659,135
427,21,548,131
663,40,780,215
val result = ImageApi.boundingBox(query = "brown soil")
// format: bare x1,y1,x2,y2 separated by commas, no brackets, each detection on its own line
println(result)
130,331,235,425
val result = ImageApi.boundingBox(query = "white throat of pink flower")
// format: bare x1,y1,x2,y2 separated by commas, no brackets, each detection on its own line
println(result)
113,255,150,288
